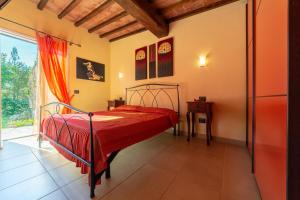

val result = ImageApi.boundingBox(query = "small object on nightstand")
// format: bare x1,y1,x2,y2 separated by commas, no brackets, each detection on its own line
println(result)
198,96,206,102
186,100,213,145
107,99,125,111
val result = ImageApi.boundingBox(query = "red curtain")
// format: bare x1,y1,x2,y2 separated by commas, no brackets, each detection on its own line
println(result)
36,33,72,113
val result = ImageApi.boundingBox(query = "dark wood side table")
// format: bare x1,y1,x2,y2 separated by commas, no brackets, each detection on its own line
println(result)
107,100,125,111
186,101,213,145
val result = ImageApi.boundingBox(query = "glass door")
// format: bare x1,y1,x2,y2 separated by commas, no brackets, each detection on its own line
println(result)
0,31,38,141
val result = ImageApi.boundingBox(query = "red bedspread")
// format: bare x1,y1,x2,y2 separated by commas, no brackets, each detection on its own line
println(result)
41,105,178,175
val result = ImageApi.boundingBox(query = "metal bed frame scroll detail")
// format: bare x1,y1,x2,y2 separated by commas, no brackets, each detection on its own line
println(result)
38,83,180,198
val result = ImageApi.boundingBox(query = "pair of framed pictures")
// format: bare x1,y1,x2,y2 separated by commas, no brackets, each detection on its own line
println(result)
135,37,173,80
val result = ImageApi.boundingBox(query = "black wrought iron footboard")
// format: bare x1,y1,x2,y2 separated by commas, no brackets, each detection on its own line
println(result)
38,102,118,198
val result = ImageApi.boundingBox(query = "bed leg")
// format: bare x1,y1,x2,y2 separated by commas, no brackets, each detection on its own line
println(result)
105,165,111,179
177,123,180,136
90,173,95,198
38,134,42,148
173,126,177,136
90,187,95,199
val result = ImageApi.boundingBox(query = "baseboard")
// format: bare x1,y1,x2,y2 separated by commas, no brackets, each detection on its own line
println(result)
173,130,246,146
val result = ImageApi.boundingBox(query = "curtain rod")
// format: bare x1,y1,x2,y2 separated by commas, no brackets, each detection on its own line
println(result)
0,16,82,47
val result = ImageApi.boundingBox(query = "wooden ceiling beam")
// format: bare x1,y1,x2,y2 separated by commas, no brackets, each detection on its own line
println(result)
37,0,49,10
88,11,128,33
99,20,138,38
0,0,11,9
109,28,146,42
74,0,114,27
165,0,240,22
58,0,81,19
114,0,168,38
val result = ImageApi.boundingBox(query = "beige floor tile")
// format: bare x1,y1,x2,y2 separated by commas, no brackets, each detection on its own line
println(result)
109,153,145,180
101,164,174,200
0,134,260,200
31,147,59,160
0,153,37,173
194,140,227,158
0,141,31,161
149,141,194,172
0,173,58,200
62,175,98,200
181,154,224,190
162,181,220,200
40,189,69,200
49,162,85,187
39,154,70,170
220,145,261,200
62,158,145,200
0,161,45,190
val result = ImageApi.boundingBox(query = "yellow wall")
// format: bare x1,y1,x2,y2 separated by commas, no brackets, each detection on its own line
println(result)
0,0,110,111
110,2,246,141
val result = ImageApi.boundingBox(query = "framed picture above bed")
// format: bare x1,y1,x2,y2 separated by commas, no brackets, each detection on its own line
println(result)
76,57,105,82
157,37,173,77
135,46,147,80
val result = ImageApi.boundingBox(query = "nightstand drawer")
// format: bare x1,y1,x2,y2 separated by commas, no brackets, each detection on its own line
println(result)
187,102,208,112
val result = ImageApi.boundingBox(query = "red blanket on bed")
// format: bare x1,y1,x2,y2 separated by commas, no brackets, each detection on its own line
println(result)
41,105,178,176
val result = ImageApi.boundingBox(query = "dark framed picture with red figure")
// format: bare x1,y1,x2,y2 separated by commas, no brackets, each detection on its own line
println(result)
135,46,147,80
157,37,173,77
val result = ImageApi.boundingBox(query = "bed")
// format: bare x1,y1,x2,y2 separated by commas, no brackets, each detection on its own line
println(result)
38,83,180,198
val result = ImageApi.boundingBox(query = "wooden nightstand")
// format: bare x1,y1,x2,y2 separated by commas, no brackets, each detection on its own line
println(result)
186,101,213,145
107,100,125,111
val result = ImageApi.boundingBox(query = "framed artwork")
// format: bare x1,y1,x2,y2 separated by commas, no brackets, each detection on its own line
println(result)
149,43,156,78
135,46,147,80
76,57,105,82
157,37,173,77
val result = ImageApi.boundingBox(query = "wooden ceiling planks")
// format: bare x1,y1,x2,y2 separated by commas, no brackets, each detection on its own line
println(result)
74,0,115,27
162,0,240,22
64,0,106,22
88,10,128,33
0,0,11,9
58,0,81,19
107,21,145,40
29,0,239,42
100,20,138,38
37,0,49,10
94,15,136,35
40,0,72,14
108,24,146,42
79,2,124,29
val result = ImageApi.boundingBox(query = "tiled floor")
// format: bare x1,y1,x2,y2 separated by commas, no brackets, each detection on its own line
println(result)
2,126,34,140
0,133,261,200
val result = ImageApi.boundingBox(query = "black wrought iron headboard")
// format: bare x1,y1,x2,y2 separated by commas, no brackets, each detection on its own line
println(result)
125,83,180,115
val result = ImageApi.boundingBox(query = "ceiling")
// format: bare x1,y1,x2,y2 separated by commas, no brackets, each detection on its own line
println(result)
28,0,238,42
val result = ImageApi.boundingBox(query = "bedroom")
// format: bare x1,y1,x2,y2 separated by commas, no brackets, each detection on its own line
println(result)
0,0,298,200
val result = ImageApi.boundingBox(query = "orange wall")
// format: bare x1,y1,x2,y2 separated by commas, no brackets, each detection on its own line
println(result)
110,2,247,141
0,0,111,112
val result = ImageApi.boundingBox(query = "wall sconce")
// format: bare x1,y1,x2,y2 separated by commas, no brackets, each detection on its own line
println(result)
118,72,124,79
198,55,207,67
